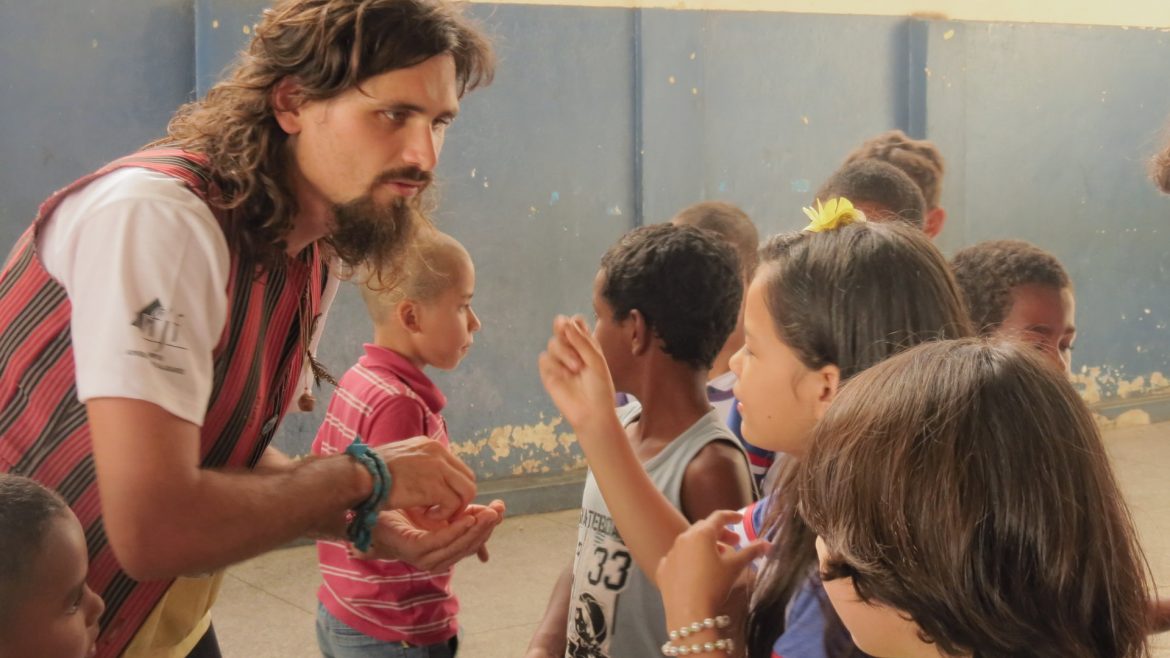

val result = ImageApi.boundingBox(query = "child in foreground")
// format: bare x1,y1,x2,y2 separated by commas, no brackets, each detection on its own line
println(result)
662,339,1152,658
312,229,498,658
0,473,105,658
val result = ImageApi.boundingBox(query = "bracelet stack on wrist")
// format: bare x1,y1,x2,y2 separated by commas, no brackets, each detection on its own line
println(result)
344,435,392,552
661,615,733,656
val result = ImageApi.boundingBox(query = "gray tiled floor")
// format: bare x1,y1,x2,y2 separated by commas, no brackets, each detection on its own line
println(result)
213,423,1170,657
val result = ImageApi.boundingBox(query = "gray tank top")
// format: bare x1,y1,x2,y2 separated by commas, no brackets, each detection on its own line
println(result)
565,403,750,658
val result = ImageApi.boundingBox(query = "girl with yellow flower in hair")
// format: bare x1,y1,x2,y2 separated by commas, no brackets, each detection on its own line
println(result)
538,200,973,657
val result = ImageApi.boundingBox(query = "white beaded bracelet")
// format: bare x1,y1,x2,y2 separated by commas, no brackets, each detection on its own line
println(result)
660,637,734,656
668,615,731,641
661,616,734,655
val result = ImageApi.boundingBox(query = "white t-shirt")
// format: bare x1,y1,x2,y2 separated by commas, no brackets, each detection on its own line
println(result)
38,167,333,427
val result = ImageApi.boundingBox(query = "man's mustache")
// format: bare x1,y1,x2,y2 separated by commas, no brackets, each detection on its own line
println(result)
375,167,433,186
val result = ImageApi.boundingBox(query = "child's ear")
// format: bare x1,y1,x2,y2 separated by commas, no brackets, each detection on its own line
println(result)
398,300,423,334
924,207,947,239
628,309,650,356
810,364,842,421
272,77,305,135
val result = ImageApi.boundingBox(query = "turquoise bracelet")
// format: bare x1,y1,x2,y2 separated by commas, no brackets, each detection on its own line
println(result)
344,435,392,552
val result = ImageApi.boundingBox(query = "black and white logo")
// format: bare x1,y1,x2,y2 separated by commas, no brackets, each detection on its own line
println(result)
126,298,187,374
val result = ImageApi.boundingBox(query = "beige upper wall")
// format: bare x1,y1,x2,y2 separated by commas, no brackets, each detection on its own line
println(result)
471,0,1170,29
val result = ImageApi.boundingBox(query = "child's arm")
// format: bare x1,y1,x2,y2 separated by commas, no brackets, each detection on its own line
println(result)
538,315,691,585
656,511,769,658
525,564,574,657
681,442,757,523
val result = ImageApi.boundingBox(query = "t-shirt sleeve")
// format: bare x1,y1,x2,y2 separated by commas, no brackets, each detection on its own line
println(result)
363,396,428,447
39,168,230,426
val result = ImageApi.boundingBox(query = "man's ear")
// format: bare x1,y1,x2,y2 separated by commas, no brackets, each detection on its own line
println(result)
628,309,652,357
924,207,947,239
272,77,306,135
398,300,423,334
809,364,842,421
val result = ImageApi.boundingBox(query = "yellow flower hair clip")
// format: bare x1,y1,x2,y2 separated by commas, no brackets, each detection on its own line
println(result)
802,197,867,233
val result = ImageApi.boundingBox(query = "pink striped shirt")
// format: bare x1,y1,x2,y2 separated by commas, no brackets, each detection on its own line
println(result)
311,344,458,645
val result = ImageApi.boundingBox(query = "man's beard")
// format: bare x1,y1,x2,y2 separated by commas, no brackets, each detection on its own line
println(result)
327,169,434,272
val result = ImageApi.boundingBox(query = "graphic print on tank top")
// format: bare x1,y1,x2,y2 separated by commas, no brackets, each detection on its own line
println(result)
566,508,634,658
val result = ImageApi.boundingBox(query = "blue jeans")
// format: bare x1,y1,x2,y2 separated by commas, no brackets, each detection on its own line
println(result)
316,603,457,658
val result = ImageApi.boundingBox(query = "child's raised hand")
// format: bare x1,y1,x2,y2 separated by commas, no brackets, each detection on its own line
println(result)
656,510,770,622
538,315,617,434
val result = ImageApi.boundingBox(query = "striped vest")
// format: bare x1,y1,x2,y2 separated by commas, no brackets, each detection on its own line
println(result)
0,149,326,658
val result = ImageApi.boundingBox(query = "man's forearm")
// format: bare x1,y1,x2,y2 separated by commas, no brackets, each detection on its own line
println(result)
252,445,298,474
109,453,369,580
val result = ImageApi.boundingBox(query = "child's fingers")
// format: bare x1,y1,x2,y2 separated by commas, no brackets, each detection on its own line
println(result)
717,526,741,547
700,509,746,533
476,544,491,562
544,316,584,372
561,315,608,373
724,539,770,572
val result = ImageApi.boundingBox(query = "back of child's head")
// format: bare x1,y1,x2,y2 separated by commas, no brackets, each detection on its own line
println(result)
599,223,742,371
799,339,1150,658
670,201,760,281
0,474,68,619
950,239,1071,334
815,159,927,229
359,228,471,324
843,129,946,211
746,218,973,658
759,220,971,379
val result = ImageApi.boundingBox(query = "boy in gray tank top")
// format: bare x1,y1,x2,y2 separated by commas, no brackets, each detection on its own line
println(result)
526,224,757,658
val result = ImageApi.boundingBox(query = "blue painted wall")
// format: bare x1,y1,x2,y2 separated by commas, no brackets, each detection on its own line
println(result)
0,0,194,251
916,20,1170,407
2,2,1168,484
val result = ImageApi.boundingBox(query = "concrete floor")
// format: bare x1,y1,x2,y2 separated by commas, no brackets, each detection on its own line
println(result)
213,422,1170,657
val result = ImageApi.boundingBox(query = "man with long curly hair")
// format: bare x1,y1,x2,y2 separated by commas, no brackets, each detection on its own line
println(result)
0,2,501,657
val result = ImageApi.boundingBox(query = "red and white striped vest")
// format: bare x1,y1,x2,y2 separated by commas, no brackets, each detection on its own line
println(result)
0,149,327,658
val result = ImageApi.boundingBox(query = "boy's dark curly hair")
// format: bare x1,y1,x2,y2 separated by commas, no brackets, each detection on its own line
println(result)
599,224,742,370
950,239,1071,334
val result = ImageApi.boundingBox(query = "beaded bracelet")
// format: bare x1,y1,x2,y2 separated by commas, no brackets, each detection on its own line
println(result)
661,616,733,656
344,435,392,552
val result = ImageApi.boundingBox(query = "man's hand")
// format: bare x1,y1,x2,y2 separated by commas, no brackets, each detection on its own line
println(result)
374,437,478,519
361,500,506,572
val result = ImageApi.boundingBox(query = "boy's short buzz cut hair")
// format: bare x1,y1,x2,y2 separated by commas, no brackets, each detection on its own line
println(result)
0,474,69,621
950,239,1072,334
671,201,760,279
843,129,946,209
600,223,742,371
815,159,927,229
358,229,471,324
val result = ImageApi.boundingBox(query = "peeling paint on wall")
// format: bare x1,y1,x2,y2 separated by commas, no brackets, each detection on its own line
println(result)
1094,409,1152,431
1071,366,1170,404
450,416,586,476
